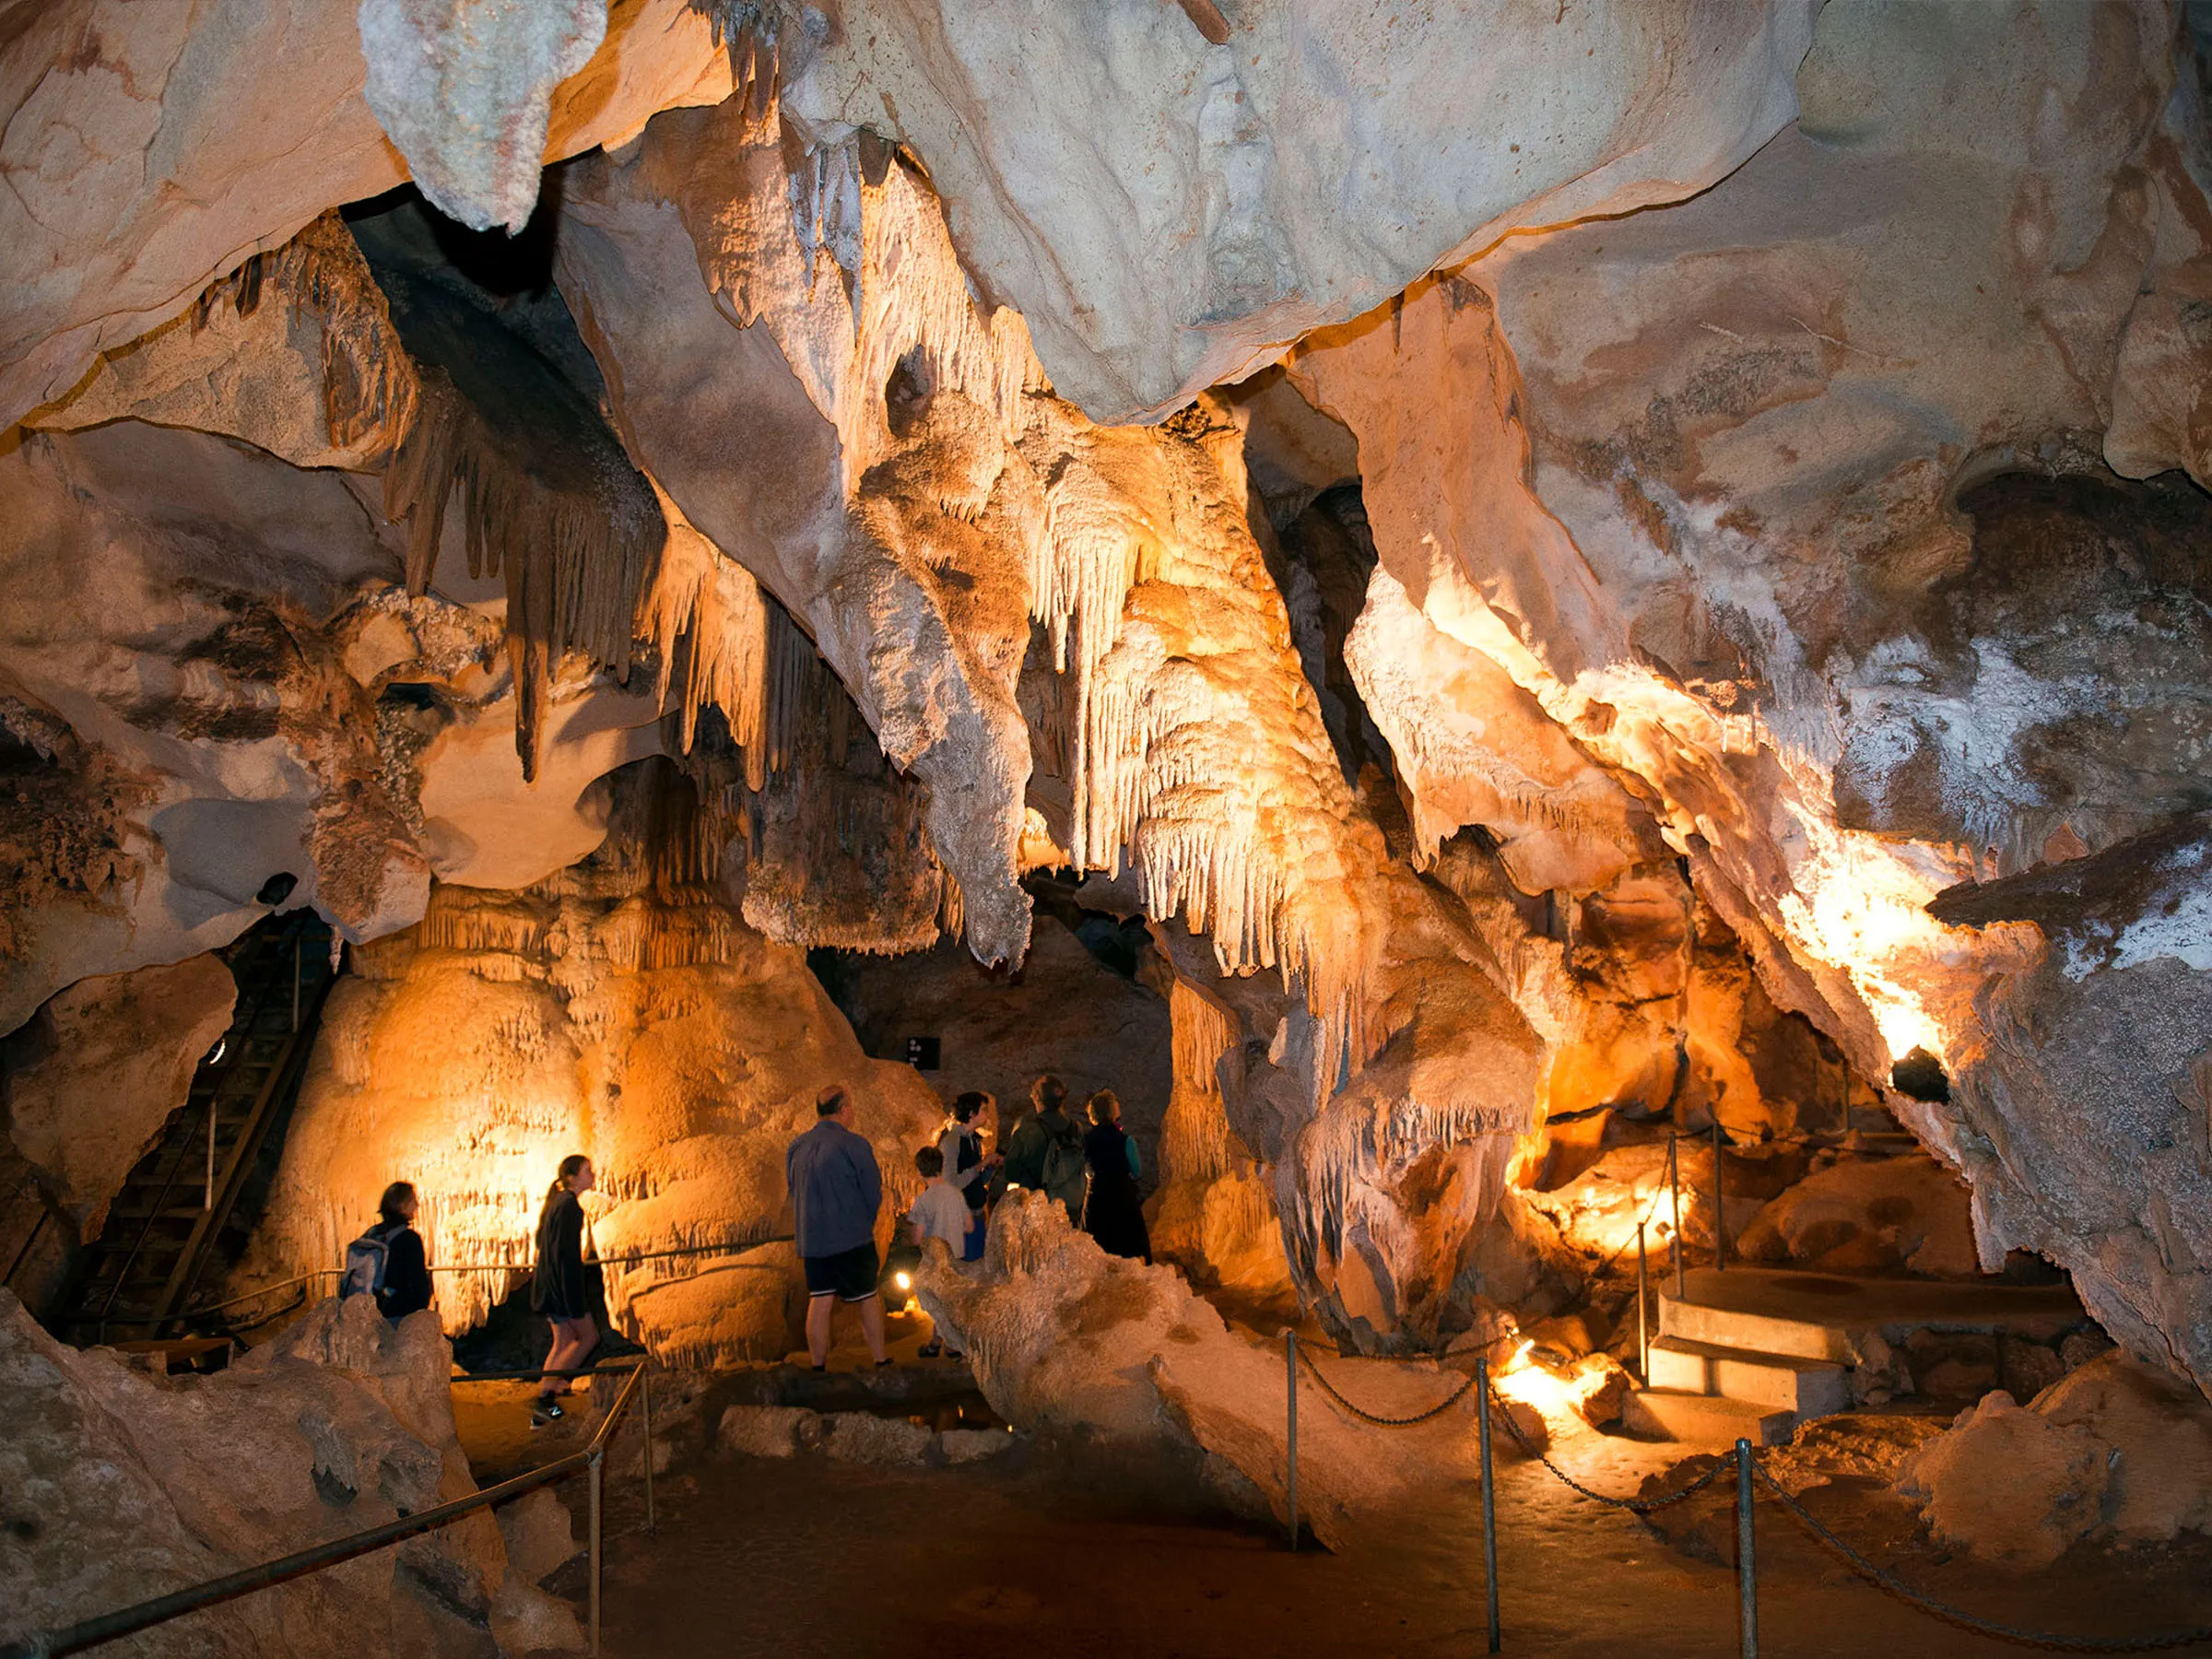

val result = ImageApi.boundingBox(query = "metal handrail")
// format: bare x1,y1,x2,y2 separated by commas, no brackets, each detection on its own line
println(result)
0,1359,653,1659
93,1233,798,1330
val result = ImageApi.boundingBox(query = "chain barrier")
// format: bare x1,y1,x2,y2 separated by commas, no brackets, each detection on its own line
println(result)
1472,1389,2212,1652
1482,1378,1735,1513
1294,1344,1473,1427
1747,1461,2212,1654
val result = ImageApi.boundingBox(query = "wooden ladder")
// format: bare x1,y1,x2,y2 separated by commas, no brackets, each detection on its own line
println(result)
61,912,340,1344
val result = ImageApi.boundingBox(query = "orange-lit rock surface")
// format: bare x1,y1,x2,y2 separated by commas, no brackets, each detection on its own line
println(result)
251,766,944,1364
915,1191,1496,1549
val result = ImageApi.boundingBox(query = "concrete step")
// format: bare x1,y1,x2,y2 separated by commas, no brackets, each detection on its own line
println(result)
1645,1335,1849,1417
1657,1287,1853,1361
1657,1267,2088,1359
1623,1388,1795,1449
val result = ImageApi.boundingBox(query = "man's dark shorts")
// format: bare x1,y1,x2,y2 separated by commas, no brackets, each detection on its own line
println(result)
803,1241,879,1302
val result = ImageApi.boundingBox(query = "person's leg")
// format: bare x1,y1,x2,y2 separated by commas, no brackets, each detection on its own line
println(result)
857,1294,888,1365
806,1292,834,1367
538,1323,574,1400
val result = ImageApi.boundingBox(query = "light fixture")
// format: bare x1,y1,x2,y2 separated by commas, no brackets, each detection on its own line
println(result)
894,1271,912,1291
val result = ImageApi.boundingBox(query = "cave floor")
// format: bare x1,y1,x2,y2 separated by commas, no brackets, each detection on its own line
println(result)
563,1409,2212,1659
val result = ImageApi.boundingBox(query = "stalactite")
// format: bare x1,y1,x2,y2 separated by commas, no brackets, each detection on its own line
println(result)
222,212,669,782
1162,979,1240,1182
379,366,663,779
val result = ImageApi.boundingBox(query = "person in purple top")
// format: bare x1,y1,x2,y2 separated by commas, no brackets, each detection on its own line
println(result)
784,1084,890,1371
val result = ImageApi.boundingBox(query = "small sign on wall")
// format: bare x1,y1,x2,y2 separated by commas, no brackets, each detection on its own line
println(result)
904,1035,941,1071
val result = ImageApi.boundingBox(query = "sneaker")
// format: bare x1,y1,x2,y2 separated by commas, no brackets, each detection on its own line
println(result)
531,1400,565,1426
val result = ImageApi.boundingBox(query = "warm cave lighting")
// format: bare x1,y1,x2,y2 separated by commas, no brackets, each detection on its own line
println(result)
1495,1338,1619,1419
894,1270,912,1291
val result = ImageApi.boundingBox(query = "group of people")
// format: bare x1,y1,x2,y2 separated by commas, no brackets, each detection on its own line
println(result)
786,1074,1155,1367
341,1070,1152,1408
908,1074,1152,1265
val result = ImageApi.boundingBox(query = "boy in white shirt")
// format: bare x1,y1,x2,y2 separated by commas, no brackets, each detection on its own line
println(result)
908,1144,976,1359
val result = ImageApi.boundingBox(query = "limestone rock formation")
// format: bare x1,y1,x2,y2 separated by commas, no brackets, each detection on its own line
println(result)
0,0,732,430
2,957,236,1236
776,0,1821,418
916,1192,1492,1547
2,0,2210,1430
1896,1349,2212,1565
0,1290,510,1655
1735,1150,1978,1279
250,768,944,1363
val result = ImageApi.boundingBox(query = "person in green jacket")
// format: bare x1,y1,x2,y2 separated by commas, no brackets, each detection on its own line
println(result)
1001,1074,1088,1225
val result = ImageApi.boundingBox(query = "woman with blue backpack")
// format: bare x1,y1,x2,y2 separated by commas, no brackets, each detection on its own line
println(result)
342,1182,433,1321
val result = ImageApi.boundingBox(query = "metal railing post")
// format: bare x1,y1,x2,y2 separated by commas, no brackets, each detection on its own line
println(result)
1283,1328,1299,1551
1712,1119,1727,1271
641,1358,657,1535
1735,1440,1758,1658
588,1453,605,1658
1669,1132,1686,1299
1636,1221,1649,1380
291,936,301,1033
1477,1357,1500,1653
205,1100,217,1212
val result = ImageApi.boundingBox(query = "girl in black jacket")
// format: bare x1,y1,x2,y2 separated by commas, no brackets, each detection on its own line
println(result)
530,1154,599,1425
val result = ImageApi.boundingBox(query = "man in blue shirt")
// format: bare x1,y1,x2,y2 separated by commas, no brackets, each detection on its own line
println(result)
785,1084,890,1370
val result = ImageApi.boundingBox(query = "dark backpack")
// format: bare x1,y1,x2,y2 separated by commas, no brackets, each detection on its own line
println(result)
343,1223,394,1300
1041,1115,1086,1194
952,1126,988,1211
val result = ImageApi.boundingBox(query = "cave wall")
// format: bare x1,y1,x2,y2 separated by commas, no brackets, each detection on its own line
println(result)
0,0,2206,1387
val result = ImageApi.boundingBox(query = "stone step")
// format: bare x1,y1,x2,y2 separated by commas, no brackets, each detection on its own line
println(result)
1645,1335,1850,1416
1622,1387,1795,1449
1657,1287,1853,1361
1657,1267,2088,1360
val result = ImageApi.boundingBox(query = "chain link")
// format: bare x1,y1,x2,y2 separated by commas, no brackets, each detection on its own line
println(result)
1481,1379,1735,1512
1297,1324,2212,1652
1747,1461,2212,1653
1294,1345,1475,1427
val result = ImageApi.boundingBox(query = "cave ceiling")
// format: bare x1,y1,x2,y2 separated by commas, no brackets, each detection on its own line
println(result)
2,0,2209,1387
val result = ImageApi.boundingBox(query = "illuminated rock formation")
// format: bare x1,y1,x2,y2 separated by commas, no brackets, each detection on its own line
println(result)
0,0,732,430
915,1191,1498,1548
250,763,945,1364
771,0,1821,418
0,0,2207,1418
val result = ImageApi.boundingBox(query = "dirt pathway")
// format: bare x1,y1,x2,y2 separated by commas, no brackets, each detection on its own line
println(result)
579,1414,2212,1658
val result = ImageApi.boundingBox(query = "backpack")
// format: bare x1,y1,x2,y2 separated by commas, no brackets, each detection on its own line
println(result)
343,1223,393,1300
1041,1115,1086,1194
949,1125,989,1211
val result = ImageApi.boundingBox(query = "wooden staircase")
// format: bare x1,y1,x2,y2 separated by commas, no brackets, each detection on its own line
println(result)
60,912,340,1345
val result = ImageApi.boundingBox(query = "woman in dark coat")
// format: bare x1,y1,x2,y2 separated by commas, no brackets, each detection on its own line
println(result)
1079,1089,1151,1264
371,1181,433,1320
530,1154,599,1425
